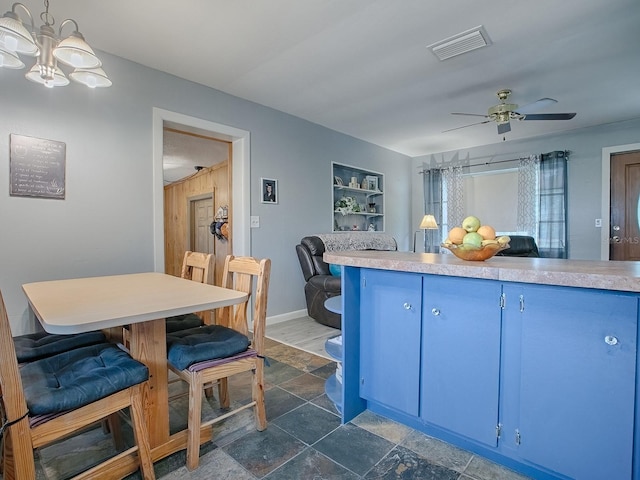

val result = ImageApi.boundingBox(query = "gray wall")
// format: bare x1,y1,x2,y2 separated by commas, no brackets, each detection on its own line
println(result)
0,51,411,335
411,118,640,260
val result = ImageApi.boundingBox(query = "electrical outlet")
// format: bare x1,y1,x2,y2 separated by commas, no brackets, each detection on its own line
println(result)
595,219,602,228
250,216,260,228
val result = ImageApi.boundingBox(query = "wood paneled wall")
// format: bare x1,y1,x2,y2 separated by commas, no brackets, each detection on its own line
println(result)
164,161,230,286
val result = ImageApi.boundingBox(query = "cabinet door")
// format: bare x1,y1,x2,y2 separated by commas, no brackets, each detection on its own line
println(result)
421,275,502,447
506,284,637,480
360,269,422,416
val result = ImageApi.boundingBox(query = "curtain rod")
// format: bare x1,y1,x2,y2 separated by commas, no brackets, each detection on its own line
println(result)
418,150,569,175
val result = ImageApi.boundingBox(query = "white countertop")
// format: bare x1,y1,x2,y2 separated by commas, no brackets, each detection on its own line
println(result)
324,250,640,293
22,272,248,334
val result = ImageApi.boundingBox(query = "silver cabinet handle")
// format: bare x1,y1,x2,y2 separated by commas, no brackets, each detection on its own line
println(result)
431,308,440,316
403,303,412,310
604,335,619,346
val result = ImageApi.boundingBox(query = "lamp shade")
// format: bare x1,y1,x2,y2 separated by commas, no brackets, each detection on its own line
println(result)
0,12,38,55
25,64,69,87
53,32,101,69
0,46,25,68
70,67,111,88
419,214,438,229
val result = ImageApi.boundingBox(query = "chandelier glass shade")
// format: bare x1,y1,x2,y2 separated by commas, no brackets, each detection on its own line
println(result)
0,1,110,88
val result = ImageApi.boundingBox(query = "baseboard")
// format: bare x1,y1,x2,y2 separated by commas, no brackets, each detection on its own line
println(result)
266,309,308,326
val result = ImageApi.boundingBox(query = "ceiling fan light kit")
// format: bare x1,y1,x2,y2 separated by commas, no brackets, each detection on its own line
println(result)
0,1,110,88
446,88,576,136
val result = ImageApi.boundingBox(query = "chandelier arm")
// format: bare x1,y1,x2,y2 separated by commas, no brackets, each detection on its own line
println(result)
58,18,80,37
11,2,35,32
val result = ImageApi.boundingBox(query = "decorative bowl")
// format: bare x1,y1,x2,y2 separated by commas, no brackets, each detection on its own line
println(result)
441,242,510,261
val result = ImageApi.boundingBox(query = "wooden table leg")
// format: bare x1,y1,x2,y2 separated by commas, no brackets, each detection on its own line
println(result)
129,319,169,448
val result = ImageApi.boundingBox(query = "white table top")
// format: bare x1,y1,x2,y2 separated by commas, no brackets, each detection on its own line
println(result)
22,272,248,334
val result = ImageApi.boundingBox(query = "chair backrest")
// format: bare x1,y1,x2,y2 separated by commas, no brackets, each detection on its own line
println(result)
220,255,271,355
496,235,540,257
181,251,214,284
0,291,36,475
180,251,215,324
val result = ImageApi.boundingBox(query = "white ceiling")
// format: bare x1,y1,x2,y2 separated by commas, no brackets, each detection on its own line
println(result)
162,128,229,184
37,0,640,157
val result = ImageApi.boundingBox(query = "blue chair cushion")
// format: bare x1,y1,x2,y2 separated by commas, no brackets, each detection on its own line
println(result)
14,331,106,363
165,313,205,334
20,343,149,416
167,325,250,371
329,264,341,276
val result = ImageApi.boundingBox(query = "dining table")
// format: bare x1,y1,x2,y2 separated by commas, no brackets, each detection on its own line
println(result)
22,272,248,464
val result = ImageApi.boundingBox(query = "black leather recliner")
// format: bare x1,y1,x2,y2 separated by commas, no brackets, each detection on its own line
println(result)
496,235,540,257
295,236,342,329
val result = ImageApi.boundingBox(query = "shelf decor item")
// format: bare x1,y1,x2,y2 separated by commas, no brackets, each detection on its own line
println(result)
366,175,379,191
335,196,360,215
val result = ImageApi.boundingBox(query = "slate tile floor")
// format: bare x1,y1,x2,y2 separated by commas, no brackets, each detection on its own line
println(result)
19,338,531,480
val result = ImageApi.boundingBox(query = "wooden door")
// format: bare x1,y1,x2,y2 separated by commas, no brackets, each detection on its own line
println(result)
191,197,214,254
610,151,640,260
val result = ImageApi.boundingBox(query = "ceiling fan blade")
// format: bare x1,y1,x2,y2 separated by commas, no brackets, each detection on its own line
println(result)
521,113,576,120
497,122,511,135
442,120,491,133
516,97,558,114
451,112,488,118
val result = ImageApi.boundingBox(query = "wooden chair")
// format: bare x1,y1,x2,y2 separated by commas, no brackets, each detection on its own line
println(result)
166,255,271,470
0,290,156,480
171,251,214,327
121,251,214,346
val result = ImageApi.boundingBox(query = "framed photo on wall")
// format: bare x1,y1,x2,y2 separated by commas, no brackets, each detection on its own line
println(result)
261,177,278,204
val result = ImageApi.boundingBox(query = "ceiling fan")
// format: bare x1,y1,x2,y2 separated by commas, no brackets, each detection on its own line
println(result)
445,89,576,135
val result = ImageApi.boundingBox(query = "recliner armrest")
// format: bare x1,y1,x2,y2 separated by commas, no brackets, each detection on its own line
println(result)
296,244,315,281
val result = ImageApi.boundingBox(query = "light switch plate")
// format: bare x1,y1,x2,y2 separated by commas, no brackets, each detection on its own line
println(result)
595,218,602,228
250,216,260,228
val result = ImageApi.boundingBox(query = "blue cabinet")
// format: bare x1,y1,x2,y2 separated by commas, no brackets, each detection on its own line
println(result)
500,283,638,480
421,275,502,447
351,269,639,480
360,269,422,416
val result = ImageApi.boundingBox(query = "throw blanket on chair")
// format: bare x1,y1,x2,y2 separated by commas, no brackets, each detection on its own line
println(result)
314,232,397,252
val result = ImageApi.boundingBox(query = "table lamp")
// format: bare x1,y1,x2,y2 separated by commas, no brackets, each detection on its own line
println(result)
413,214,439,252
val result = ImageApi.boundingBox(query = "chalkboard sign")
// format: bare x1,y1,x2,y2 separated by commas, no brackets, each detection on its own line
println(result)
10,134,66,199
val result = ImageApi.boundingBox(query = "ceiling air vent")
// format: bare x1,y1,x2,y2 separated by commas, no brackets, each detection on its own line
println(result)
427,26,492,61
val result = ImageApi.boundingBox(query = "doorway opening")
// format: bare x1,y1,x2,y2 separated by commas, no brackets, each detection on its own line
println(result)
152,108,251,272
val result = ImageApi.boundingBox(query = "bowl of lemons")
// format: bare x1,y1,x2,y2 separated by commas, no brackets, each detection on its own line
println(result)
441,216,510,261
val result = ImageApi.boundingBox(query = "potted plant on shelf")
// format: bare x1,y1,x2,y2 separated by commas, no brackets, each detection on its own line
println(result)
335,196,360,216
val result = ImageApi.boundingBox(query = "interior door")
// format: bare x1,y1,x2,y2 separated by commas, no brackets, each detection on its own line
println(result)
191,197,214,253
610,151,640,260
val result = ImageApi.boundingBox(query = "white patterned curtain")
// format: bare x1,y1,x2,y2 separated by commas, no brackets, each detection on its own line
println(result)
517,155,540,237
442,166,464,237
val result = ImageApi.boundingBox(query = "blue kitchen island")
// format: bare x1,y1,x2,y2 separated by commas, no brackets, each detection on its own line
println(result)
324,250,640,480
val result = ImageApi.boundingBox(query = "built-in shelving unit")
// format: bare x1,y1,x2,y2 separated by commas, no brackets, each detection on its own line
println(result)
332,162,384,232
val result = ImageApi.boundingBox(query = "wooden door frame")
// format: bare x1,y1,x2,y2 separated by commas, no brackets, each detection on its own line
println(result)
601,143,640,260
152,108,250,272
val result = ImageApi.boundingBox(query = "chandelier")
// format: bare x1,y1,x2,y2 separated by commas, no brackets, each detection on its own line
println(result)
0,1,110,88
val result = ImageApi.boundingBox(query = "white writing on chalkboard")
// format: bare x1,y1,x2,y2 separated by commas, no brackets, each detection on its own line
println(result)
10,134,66,199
